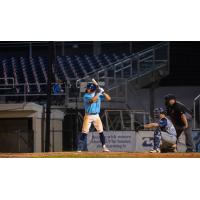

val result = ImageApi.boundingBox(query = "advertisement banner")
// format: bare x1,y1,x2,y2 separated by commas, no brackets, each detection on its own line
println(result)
87,131,136,152
87,131,199,152
135,131,187,152
135,131,154,152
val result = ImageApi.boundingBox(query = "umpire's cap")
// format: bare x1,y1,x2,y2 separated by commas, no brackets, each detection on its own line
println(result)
86,82,97,91
164,94,176,101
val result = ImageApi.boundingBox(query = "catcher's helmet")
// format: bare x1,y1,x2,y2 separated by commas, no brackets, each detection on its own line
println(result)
154,107,166,118
86,82,97,91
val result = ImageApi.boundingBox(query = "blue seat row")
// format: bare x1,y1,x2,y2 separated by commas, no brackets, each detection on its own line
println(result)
0,53,129,94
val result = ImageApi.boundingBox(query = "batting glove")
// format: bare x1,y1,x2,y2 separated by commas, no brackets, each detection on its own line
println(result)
99,87,104,94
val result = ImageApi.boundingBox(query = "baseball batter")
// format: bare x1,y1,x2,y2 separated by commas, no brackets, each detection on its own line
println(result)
136,108,177,153
77,82,111,152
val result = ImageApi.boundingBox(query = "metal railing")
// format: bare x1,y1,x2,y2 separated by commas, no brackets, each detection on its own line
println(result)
0,77,15,89
194,94,200,129
0,42,169,105
104,110,151,131
0,82,126,105
76,42,169,92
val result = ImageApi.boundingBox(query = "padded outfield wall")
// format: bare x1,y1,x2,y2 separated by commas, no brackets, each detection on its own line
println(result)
87,131,200,152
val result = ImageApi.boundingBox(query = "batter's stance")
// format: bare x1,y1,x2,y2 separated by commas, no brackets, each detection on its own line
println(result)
77,82,111,152
136,108,177,153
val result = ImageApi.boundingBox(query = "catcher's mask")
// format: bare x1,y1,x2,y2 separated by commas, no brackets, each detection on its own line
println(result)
154,107,166,119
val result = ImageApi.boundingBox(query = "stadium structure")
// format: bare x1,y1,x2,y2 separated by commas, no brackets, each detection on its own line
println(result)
0,41,199,154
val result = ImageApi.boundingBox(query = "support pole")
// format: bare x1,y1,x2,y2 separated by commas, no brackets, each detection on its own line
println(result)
129,41,133,54
45,41,54,152
149,81,160,120
149,84,155,120
74,85,79,150
62,42,65,56
29,42,32,57
93,42,101,55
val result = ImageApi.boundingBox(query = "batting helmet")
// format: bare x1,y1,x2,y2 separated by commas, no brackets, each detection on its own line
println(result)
86,82,97,91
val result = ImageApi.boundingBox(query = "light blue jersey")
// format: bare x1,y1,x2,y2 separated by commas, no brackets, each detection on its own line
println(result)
83,92,104,114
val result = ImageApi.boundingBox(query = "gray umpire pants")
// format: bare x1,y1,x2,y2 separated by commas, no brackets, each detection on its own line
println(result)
176,120,195,151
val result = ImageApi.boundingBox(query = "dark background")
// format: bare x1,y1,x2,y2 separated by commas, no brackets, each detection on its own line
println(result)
161,42,200,86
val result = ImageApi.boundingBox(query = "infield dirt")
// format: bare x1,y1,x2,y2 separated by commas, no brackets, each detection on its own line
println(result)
0,152,200,158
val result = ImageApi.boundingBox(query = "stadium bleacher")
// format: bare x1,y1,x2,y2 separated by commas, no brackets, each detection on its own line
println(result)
0,42,169,104
0,53,130,94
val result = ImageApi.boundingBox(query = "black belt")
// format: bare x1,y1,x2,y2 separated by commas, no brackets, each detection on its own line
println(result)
86,113,98,115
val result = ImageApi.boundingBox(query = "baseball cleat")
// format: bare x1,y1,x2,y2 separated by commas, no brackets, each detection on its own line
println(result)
186,149,195,153
102,145,110,152
77,150,82,153
149,148,161,153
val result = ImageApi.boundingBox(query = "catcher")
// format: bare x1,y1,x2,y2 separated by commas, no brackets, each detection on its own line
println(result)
136,108,177,153
77,82,111,152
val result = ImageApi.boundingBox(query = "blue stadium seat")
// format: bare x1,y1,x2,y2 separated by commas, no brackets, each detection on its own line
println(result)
0,53,128,94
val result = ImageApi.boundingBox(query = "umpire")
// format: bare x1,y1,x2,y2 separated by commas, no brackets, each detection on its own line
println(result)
164,94,195,152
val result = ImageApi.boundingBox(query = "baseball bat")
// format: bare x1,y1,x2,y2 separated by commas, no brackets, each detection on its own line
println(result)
92,78,99,87
92,78,109,91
